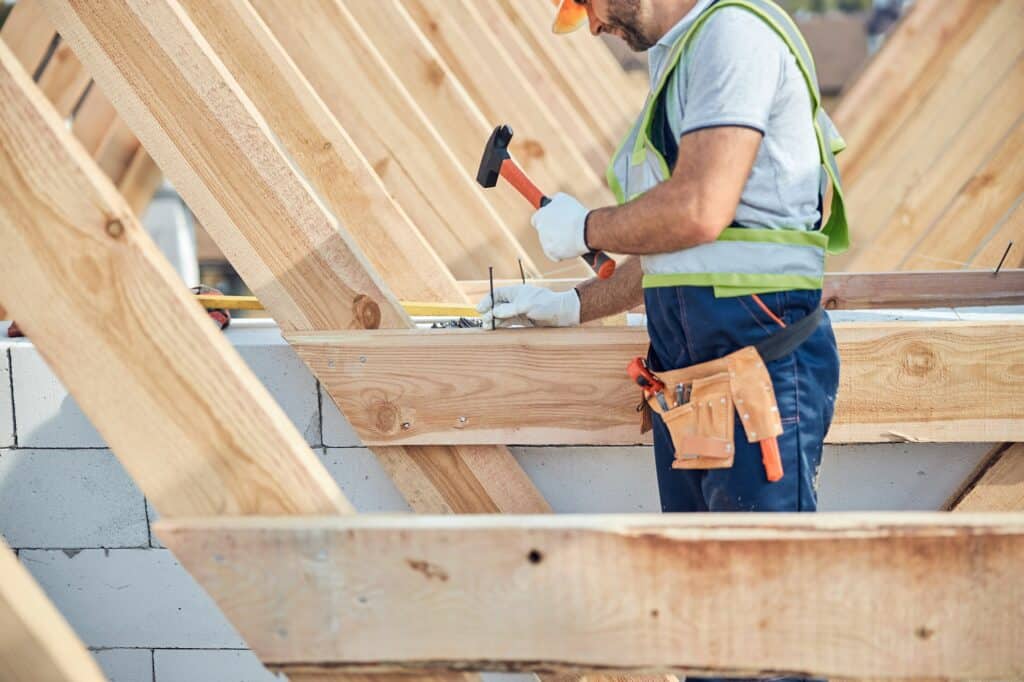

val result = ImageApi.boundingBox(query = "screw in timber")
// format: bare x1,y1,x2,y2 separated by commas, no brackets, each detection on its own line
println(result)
489,265,496,331
518,258,527,285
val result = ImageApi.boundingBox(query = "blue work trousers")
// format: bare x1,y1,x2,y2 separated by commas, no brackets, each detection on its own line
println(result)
644,286,839,682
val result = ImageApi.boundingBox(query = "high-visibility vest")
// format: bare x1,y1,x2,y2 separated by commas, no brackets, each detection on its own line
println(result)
606,0,850,298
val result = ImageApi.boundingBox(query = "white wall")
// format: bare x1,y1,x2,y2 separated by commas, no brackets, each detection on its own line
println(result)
0,320,995,681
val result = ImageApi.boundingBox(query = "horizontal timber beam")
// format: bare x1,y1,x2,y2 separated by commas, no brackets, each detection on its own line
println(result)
157,513,1024,679
458,270,1024,310
288,320,1024,446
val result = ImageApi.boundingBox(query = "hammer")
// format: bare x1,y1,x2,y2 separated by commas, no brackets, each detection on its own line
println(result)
476,125,616,279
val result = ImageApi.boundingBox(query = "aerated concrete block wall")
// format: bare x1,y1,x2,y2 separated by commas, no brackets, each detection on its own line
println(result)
0,320,995,682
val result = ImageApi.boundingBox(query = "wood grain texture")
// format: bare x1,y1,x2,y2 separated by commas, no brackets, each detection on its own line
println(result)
465,0,615,167
249,0,538,282
157,513,1024,678
397,0,611,209
43,0,408,333
176,0,464,304
288,321,1024,446
954,444,1024,512
35,38,90,117
0,0,56,75
0,39,349,517
44,0,550,515
0,539,107,682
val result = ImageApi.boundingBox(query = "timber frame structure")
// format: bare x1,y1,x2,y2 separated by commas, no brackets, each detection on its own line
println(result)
1,0,1023,680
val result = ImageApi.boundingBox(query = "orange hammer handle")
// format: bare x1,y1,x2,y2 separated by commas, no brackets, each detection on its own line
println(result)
499,159,617,280
499,158,545,209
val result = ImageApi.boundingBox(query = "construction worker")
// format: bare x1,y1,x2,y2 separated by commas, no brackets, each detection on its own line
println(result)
479,0,848,592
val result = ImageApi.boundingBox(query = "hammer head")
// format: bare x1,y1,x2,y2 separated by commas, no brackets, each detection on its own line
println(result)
476,124,514,189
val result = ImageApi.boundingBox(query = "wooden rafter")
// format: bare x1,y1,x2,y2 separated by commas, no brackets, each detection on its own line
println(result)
247,0,539,281
0,539,107,682
157,513,1024,679
0,39,349,517
290,321,1024,446
42,0,554,519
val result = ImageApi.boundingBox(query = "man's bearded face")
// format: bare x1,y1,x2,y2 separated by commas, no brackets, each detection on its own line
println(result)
598,0,658,51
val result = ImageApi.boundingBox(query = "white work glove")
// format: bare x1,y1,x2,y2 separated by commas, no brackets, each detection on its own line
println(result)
531,192,590,262
476,285,581,329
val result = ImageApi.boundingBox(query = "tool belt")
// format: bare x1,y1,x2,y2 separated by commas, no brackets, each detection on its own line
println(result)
637,307,823,482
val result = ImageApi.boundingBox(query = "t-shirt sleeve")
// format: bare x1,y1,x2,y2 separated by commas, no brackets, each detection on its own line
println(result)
674,8,786,137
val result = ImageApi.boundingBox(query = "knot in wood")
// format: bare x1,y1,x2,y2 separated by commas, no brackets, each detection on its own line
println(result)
105,219,125,239
901,341,938,377
352,294,381,329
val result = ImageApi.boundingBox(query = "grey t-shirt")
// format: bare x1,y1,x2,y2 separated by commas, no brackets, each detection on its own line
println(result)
652,4,823,230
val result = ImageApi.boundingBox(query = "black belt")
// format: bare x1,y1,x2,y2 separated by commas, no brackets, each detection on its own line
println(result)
755,306,824,363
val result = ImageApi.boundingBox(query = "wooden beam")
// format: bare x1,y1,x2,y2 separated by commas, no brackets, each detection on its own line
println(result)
289,320,1024,446
0,39,349,517
35,38,90,117
0,539,107,682
157,513,1024,678
176,0,465,304
44,0,550,516
248,0,540,282
463,0,615,168
43,0,407,333
0,0,57,76
953,443,1024,512
459,270,1024,310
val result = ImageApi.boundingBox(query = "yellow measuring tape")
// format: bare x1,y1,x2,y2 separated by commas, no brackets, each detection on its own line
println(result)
195,294,480,318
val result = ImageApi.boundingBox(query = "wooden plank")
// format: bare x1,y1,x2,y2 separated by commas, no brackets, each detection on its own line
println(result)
116,145,162,216
902,117,1024,271
0,38,349,517
380,0,612,213
953,444,1024,512
0,539,107,682
176,0,465,304
845,60,1024,272
157,513,1024,678
480,0,621,154
463,0,615,168
249,0,539,282
43,0,408,333
459,270,1024,310
44,0,550,516
70,85,117,154
0,0,57,75
971,200,1024,269
289,321,1024,446
35,38,90,117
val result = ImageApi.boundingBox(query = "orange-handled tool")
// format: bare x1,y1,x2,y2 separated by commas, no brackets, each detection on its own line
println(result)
477,125,616,279
760,437,784,482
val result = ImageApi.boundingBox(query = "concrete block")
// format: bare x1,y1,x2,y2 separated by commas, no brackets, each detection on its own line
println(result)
320,385,362,447
154,649,285,682
1,349,13,448
10,331,320,448
323,448,410,512
20,549,246,648
511,446,661,513
817,443,993,511
231,338,320,446
0,449,148,549
11,345,106,448
93,649,154,682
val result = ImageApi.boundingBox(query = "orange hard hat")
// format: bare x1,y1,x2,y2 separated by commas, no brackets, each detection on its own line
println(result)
552,0,588,34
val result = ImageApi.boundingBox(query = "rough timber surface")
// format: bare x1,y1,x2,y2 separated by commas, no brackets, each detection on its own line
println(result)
157,513,1024,679
0,39,349,518
290,321,1024,446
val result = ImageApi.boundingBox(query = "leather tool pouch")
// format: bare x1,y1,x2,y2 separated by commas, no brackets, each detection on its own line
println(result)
641,346,783,471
